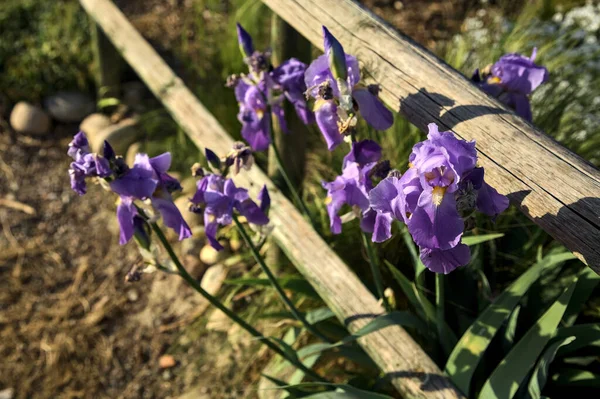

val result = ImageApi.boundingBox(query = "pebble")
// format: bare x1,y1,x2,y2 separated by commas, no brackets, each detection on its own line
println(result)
90,117,140,155
79,113,112,139
44,91,95,123
159,354,177,369
10,102,51,135
0,388,14,399
126,289,139,302
199,245,227,266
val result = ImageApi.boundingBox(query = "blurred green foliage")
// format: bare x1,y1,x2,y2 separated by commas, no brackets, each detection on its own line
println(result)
0,0,93,102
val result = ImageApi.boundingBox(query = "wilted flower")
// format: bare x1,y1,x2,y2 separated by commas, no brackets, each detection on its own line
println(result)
190,173,269,250
472,48,549,121
225,142,254,175
369,123,509,274
322,140,391,241
231,24,314,151
68,132,112,195
305,27,393,150
68,132,192,245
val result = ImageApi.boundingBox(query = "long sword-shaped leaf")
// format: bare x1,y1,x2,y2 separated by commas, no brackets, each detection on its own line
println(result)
445,252,574,396
562,267,600,326
527,336,576,399
462,233,505,246
478,281,576,399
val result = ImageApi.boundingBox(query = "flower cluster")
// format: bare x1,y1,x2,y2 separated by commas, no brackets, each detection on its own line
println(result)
322,139,391,241
472,48,549,121
68,132,192,245
305,27,393,150
190,148,270,251
369,124,509,273
231,24,313,151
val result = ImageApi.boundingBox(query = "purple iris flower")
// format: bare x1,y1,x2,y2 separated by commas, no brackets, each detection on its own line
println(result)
68,132,191,245
472,48,549,121
322,139,391,241
305,27,393,150
369,123,509,274
191,173,269,251
111,152,192,244
232,24,314,151
67,131,111,195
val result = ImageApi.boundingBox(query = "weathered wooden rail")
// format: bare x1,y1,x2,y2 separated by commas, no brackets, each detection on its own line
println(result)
79,0,464,397
261,0,600,273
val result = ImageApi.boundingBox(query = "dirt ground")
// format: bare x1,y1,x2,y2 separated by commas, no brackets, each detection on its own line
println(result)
0,121,278,399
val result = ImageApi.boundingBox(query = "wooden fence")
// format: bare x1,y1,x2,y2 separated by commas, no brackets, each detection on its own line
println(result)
79,0,600,398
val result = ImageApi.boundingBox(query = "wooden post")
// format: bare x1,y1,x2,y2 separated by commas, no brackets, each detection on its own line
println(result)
267,15,311,272
91,21,122,100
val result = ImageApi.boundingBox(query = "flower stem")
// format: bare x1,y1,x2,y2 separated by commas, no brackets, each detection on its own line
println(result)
436,273,452,356
233,215,331,343
265,106,315,227
362,232,391,312
138,210,325,381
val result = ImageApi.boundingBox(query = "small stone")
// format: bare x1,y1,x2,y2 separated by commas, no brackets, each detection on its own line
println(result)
229,238,242,252
159,354,177,369
90,117,140,155
0,388,14,399
126,289,139,302
161,369,173,380
44,91,95,123
80,113,111,139
10,102,51,135
126,142,142,167
199,245,227,266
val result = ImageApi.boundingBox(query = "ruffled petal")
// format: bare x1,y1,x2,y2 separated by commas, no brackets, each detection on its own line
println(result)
237,199,269,225
343,139,382,167
204,219,224,251
420,244,470,274
315,100,343,150
408,190,463,250
116,197,137,245
369,177,399,214
477,181,509,220
152,197,192,241
352,87,393,131
149,152,172,174
372,211,393,243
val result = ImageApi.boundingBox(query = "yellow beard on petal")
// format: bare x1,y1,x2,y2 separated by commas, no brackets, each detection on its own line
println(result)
488,76,502,84
432,186,447,206
324,196,333,205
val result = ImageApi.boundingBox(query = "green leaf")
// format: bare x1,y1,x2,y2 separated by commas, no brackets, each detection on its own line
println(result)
400,225,426,278
305,307,336,325
225,277,320,299
445,252,573,396
501,305,521,354
478,281,576,399
562,267,600,326
384,260,457,345
462,233,504,246
298,312,427,359
527,336,576,398
554,324,600,356
260,382,393,398
552,369,600,388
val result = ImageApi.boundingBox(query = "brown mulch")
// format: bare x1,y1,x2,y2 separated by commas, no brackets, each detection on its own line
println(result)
0,125,184,399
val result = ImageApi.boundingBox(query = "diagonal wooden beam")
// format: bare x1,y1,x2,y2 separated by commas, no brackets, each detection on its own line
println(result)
78,0,465,397
261,0,600,274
